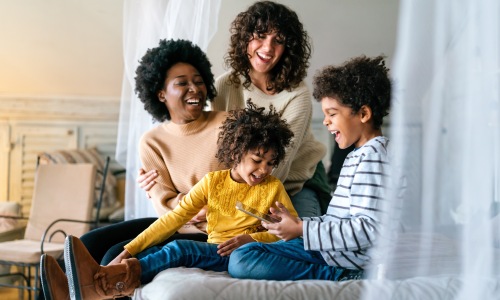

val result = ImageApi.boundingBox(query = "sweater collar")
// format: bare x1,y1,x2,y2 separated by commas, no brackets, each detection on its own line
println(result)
163,111,210,136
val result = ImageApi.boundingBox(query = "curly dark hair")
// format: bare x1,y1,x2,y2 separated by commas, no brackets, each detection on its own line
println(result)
225,1,311,93
216,100,294,168
135,39,217,122
312,56,392,129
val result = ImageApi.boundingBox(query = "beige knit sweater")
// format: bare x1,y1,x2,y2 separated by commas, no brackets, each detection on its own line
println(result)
212,71,326,195
138,111,227,216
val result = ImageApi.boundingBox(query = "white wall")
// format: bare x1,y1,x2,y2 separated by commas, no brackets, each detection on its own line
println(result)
207,0,400,118
0,0,399,103
0,0,124,97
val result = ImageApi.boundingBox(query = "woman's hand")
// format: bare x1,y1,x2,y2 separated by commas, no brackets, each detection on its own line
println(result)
107,249,132,266
261,202,303,241
137,168,158,198
216,234,255,256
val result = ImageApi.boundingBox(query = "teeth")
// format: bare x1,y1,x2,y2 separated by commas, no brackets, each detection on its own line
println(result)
257,53,271,60
186,99,200,105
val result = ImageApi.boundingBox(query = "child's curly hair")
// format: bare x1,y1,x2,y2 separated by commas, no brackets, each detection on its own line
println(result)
312,55,392,129
216,100,294,168
135,39,217,122
225,1,311,93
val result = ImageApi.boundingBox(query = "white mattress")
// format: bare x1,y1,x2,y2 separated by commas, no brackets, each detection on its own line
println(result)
132,267,494,300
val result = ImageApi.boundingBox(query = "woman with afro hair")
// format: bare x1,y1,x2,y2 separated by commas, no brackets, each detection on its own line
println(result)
40,39,230,300
211,1,331,218
82,39,228,265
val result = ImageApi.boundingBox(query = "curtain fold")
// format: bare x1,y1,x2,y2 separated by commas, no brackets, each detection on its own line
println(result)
115,0,221,220
364,0,499,299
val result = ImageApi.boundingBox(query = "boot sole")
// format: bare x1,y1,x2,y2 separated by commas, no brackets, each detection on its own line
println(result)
40,254,54,300
64,236,82,300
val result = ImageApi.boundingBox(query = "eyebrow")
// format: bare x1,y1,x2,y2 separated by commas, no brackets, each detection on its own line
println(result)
173,74,202,79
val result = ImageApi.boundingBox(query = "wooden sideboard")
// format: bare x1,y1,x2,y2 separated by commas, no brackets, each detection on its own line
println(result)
0,96,120,216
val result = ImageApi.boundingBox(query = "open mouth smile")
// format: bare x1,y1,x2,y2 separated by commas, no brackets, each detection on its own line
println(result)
186,98,201,106
256,52,272,62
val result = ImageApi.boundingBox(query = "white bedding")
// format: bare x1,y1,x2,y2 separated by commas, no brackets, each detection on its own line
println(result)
132,267,497,300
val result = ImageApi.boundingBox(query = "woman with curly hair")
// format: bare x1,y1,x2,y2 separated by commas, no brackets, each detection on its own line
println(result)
212,0,331,218
59,101,298,299
39,39,229,300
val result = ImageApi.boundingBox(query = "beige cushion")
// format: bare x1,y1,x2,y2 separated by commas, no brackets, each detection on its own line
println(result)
0,164,96,264
38,147,117,209
0,240,64,263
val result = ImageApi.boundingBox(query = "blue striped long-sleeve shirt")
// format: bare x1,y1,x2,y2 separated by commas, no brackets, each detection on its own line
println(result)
302,136,389,270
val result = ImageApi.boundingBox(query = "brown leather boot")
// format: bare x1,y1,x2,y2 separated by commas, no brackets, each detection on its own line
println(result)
64,235,141,300
40,254,70,300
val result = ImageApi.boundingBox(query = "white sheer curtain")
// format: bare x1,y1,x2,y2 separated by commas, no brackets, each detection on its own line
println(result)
115,0,221,220
364,0,500,299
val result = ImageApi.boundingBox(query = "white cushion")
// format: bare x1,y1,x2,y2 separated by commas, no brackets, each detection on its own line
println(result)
132,267,499,300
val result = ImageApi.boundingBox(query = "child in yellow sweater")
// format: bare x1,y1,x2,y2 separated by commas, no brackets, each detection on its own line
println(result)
52,101,297,299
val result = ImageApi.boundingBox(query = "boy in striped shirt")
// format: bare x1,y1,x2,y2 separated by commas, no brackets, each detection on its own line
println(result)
228,56,391,281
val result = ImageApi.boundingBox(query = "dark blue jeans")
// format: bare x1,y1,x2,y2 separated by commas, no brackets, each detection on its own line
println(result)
228,238,362,281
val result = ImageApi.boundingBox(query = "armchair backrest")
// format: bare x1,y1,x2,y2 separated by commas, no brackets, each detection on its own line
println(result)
24,163,96,243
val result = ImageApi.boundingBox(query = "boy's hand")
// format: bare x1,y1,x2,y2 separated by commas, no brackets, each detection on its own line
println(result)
216,234,254,257
262,202,303,241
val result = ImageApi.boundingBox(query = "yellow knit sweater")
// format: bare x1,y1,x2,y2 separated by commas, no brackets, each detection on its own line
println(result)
125,169,298,256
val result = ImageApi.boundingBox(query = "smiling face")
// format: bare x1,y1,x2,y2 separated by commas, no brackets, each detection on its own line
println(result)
158,62,207,124
321,96,368,149
247,31,285,78
230,147,276,186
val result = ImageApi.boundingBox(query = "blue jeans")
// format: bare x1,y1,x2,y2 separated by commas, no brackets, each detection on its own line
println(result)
228,238,362,281
136,240,228,284
290,187,321,217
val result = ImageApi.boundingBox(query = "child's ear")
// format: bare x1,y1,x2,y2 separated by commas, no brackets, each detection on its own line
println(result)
359,105,373,124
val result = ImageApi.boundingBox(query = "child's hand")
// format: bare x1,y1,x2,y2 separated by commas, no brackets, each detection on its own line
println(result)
262,201,303,241
137,168,158,198
216,234,255,257
107,249,132,266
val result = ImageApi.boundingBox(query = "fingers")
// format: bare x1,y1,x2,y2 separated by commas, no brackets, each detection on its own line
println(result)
216,235,253,256
275,201,288,212
143,178,156,192
137,170,158,188
217,239,236,256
